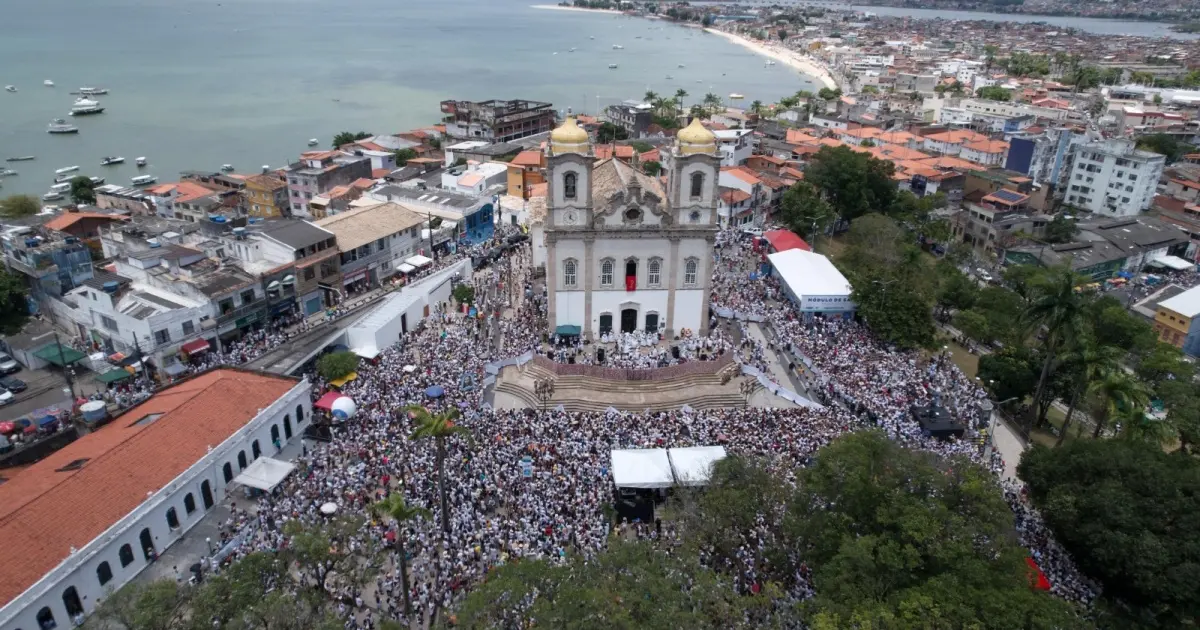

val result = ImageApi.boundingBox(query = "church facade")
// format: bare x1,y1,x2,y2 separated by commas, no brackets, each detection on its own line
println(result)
543,117,719,339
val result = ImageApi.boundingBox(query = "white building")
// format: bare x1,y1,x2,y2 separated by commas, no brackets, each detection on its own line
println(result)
544,117,717,338
1063,139,1166,217
315,202,425,289
767,249,855,320
440,161,509,195
712,129,754,167
0,369,310,630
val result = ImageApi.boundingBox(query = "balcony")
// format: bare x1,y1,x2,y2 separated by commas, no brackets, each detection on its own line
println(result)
217,299,267,326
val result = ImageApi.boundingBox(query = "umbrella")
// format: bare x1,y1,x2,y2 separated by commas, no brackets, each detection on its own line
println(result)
320,502,338,515
425,385,445,398
0,422,15,434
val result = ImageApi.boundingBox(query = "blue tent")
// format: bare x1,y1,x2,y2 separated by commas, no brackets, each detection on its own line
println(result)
37,415,58,427
1118,271,1134,279
425,385,445,398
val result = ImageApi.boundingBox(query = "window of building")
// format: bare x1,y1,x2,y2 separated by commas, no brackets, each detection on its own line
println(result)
218,298,234,315
648,258,662,287
690,173,704,199
184,493,196,514
119,543,135,567
684,258,698,285
36,607,56,630
1129,174,1137,181
240,289,256,305
100,315,118,332
563,172,577,200
600,259,614,287
166,507,180,530
97,561,113,586
182,321,195,336
563,259,577,288
303,267,316,281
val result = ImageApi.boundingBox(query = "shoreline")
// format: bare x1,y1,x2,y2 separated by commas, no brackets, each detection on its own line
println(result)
703,28,838,91
529,4,624,15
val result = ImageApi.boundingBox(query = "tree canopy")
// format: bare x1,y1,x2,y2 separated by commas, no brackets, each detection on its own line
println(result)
0,269,30,334
803,146,897,222
70,175,97,205
316,350,359,381
1020,440,1200,628
976,85,1014,101
1136,133,1195,164
778,181,834,241
0,194,41,218
331,131,371,148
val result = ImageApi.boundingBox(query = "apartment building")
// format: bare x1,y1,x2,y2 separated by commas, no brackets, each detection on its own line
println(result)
440,99,556,143
1063,139,1165,217
283,151,372,217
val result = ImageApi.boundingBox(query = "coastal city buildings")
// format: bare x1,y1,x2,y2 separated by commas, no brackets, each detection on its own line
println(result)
284,151,372,218
1063,139,1165,218
243,173,290,219
604,101,656,138
314,202,425,292
439,99,556,143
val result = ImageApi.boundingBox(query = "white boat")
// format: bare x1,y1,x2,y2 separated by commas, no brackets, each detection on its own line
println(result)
0,169,17,177
6,156,35,162
43,80,54,87
612,44,623,49
69,98,105,116
135,157,147,167
50,183,71,194
729,93,745,100
589,36,595,39
569,47,577,52
608,64,618,69
678,64,686,68
42,191,64,201
55,165,80,175
307,138,318,146
4,86,15,93
765,60,776,66
130,175,157,186
220,164,234,172
78,87,109,95
89,176,105,185
48,120,78,134
100,156,124,166
54,175,75,183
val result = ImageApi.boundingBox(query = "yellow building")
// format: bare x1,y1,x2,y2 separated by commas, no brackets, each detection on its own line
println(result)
506,150,545,200
1153,286,1200,355
243,174,289,218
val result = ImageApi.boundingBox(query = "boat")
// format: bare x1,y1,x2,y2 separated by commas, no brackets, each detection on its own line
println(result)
665,75,673,80
307,138,318,146
589,36,595,39
678,64,686,68
43,80,54,87
55,165,79,175
69,98,105,116
608,64,618,69
6,156,35,162
100,156,124,166
50,182,71,194
48,119,79,134
765,60,776,66
0,169,16,177
4,85,15,93
569,47,577,52
220,164,234,172
612,44,623,49
130,175,157,186
78,87,109,95
54,175,75,183
135,157,147,167
42,191,64,201
729,93,745,100
89,176,105,185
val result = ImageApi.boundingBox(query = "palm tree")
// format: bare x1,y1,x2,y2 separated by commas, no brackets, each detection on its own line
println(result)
749,100,765,118
371,494,430,618
407,404,469,536
1088,372,1151,439
674,88,688,110
689,104,706,121
1056,341,1122,446
778,95,799,111
703,92,723,115
1024,266,1088,431
643,90,659,105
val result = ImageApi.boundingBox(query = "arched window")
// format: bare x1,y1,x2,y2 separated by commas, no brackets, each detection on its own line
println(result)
684,258,698,286
166,508,180,530
563,172,577,200
600,259,614,287
690,172,704,199
222,462,233,483
237,451,248,470
36,607,55,630
140,528,155,561
270,425,281,446
563,259,577,288
184,493,196,514
201,480,214,509
284,414,293,439
97,562,113,586
295,404,305,426
118,544,134,568
252,440,262,460
648,258,662,287
63,586,83,617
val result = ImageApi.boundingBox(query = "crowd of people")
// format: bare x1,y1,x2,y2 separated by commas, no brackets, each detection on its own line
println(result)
176,226,1099,628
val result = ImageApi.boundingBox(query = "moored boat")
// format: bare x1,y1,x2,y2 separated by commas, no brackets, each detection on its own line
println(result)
101,156,125,166
131,174,157,186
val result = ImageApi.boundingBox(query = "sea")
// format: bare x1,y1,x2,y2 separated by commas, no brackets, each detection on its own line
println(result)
0,0,822,198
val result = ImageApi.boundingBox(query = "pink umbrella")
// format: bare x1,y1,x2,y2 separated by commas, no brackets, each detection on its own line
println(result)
0,422,15,434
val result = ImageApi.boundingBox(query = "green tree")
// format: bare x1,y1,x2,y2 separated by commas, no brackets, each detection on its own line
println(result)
936,265,979,317
452,284,475,305
371,494,429,618
702,92,723,115
674,87,688,109
0,194,41,218
778,181,834,242
596,121,628,143
642,160,662,176
407,404,468,535
392,148,417,166
316,350,359,381
1024,266,1089,430
0,269,30,334
331,131,371,147
1136,133,1195,164
804,146,897,222
1086,296,1156,358
1043,214,1077,243
1137,341,1195,386
790,432,1079,628
1055,340,1122,445
749,99,766,118
976,85,1013,101
69,175,96,205
1020,440,1200,628
978,347,1040,404
1087,370,1151,439
629,140,654,153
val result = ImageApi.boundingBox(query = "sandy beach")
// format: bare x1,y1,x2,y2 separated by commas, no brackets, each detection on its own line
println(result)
530,4,624,15
704,28,838,91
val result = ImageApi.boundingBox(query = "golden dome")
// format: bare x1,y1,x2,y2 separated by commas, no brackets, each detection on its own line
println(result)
677,118,716,155
549,117,590,154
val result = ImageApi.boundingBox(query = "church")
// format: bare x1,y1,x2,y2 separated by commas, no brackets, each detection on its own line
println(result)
543,116,719,340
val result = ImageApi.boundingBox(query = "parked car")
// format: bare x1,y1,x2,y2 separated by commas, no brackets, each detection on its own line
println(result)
0,376,26,393
0,389,12,406
740,226,764,237
0,353,19,375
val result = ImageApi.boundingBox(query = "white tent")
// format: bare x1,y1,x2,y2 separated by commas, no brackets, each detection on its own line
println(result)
668,446,727,486
233,457,296,492
1152,255,1195,271
610,449,673,489
397,263,416,274
405,254,433,268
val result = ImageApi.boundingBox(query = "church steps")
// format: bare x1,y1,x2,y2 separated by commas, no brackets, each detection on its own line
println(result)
492,381,746,413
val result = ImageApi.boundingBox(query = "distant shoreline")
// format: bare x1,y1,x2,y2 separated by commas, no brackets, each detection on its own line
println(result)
529,4,624,15
703,28,838,91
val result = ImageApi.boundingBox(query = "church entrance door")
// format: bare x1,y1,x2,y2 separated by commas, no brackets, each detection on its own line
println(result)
620,308,638,333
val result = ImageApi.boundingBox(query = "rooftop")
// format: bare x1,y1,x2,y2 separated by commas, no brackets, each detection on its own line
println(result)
0,369,300,608
258,220,335,251
43,212,126,233
1159,284,1200,318
314,202,424,251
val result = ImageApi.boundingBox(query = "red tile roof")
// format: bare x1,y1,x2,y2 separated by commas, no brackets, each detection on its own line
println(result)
720,188,752,204
511,151,544,167
43,212,126,233
0,369,299,606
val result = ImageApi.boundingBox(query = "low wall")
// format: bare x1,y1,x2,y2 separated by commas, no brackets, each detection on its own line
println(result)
530,354,734,382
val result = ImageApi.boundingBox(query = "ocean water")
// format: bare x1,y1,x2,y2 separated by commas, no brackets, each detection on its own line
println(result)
0,0,818,198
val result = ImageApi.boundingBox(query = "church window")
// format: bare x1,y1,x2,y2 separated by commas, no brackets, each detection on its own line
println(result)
690,211,701,222
648,258,662,287
624,207,641,223
684,258,698,286
563,172,577,200
563,259,578,288
600,259,614,287
690,173,704,199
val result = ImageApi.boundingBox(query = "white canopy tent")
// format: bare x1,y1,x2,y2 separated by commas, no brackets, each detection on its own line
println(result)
396,263,416,274
405,254,433,268
667,446,728,486
610,449,673,489
233,457,296,492
1151,255,1195,271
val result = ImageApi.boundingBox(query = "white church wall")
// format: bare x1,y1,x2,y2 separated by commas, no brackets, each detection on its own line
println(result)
591,289,670,332
554,291,586,327
672,289,706,333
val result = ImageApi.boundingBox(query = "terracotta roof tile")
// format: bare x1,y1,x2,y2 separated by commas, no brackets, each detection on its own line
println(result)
44,212,126,233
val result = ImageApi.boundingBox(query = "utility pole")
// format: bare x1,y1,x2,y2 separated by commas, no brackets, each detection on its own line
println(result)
53,331,75,401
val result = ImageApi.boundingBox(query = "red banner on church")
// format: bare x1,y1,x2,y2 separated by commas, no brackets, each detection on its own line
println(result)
625,276,636,291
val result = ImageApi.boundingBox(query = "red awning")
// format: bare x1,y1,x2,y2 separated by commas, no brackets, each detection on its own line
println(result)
1025,557,1051,591
763,229,811,253
314,391,342,411
181,338,210,355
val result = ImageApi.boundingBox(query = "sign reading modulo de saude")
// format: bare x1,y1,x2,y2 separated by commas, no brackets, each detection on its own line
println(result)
799,294,855,312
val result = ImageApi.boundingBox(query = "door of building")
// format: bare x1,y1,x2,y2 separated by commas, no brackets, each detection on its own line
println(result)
620,308,637,333
645,312,659,333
